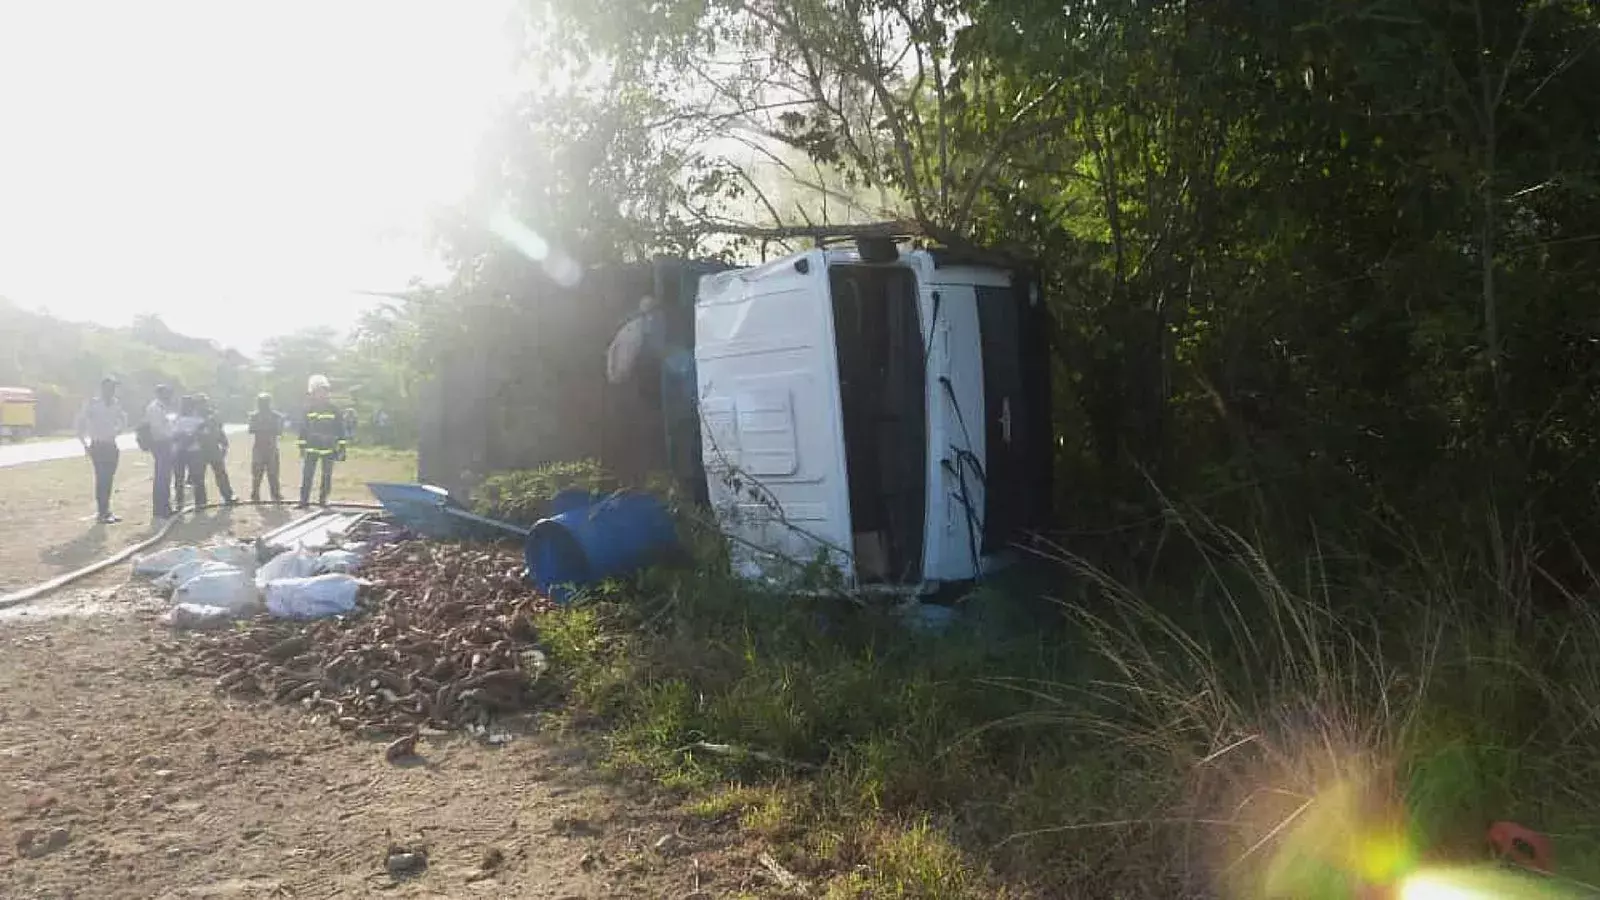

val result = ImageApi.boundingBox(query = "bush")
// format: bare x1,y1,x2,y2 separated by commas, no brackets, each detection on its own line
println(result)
532,499,1600,898
472,460,615,526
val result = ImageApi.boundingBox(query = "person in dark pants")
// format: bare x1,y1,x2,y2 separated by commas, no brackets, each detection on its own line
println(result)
143,384,177,519
75,376,127,523
171,395,203,510
297,374,347,508
192,394,237,506
248,393,284,502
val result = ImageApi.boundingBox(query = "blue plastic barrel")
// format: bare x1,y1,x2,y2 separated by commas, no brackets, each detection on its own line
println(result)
524,492,678,603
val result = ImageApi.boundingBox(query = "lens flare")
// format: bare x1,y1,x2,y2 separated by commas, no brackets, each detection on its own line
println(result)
1398,866,1581,900
489,210,548,261
1400,872,1479,900
487,211,583,287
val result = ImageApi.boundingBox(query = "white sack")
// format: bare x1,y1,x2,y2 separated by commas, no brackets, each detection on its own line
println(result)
202,542,256,570
164,603,234,630
155,559,235,592
255,548,320,590
133,546,201,577
315,549,361,574
264,574,363,620
173,568,259,615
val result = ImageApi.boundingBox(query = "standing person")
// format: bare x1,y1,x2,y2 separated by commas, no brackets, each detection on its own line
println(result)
193,394,238,505
74,376,127,523
248,392,285,502
143,384,177,519
297,374,347,508
171,395,204,510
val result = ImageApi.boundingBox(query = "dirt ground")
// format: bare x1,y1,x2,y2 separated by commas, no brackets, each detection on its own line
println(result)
0,455,773,899
0,441,416,594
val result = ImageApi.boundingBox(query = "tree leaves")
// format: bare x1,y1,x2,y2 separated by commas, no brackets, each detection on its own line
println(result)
412,0,1600,546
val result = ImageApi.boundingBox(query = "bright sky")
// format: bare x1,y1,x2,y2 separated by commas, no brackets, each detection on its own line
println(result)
0,0,517,354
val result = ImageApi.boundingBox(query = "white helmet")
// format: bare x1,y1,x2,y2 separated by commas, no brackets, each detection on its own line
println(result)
307,374,331,393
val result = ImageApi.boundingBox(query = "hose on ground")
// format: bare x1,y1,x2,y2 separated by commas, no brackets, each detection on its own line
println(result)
0,499,387,611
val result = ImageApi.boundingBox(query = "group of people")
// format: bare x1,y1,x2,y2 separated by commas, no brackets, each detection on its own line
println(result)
74,374,351,523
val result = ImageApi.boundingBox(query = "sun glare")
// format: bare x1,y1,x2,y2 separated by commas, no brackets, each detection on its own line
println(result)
1398,867,1581,900
0,0,516,348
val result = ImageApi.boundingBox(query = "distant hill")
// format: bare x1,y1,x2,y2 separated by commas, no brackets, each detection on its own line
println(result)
0,298,259,433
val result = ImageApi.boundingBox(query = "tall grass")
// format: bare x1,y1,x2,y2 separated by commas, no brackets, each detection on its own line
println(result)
525,479,1600,897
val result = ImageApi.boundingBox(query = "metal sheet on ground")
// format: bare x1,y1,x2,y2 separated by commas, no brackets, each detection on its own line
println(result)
258,510,369,557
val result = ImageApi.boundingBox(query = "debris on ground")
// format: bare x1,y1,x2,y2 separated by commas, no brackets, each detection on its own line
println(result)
164,602,234,631
175,540,555,737
384,733,419,763
16,826,71,859
385,845,429,878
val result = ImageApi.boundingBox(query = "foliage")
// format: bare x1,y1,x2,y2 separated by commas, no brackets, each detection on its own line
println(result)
258,292,437,446
0,299,258,430
490,0,1600,557
472,460,616,526
259,328,343,413
436,4,1600,893
537,505,1600,897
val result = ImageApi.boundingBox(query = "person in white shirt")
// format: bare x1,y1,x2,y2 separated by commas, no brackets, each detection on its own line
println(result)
143,384,177,519
171,395,206,511
74,376,127,523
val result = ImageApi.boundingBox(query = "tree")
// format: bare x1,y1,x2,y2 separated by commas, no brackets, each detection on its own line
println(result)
436,0,1600,557
260,328,342,416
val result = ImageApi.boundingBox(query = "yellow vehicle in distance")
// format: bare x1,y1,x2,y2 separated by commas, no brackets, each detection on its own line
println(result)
0,386,38,441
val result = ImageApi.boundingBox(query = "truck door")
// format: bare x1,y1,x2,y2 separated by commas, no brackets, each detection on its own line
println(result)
695,251,856,581
920,282,987,582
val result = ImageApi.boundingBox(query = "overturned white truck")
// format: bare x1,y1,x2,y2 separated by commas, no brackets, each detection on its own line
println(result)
693,243,1052,590
416,236,1052,592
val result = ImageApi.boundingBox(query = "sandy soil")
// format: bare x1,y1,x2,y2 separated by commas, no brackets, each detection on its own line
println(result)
0,579,767,899
0,451,773,899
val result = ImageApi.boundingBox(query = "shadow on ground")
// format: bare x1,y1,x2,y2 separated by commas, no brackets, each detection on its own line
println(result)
38,524,112,569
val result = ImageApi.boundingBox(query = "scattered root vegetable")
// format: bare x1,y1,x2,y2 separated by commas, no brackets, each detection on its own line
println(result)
385,733,418,763
174,540,557,737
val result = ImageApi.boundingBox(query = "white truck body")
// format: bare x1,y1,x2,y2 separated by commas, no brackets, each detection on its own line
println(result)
695,247,1022,591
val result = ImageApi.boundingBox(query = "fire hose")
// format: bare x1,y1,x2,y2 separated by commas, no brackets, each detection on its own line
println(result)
0,500,387,611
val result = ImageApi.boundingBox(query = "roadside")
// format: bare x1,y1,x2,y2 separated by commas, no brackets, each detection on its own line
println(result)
0,448,778,899
10,453,1598,897
0,438,413,594
0,426,246,470
0,594,757,899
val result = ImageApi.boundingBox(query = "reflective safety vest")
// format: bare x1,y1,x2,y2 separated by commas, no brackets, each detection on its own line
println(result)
299,404,348,458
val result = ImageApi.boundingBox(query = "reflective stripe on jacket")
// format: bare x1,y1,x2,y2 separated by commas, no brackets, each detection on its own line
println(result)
298,405,347,457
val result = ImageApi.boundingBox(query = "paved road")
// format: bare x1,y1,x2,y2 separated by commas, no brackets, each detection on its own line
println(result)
0,424,247,469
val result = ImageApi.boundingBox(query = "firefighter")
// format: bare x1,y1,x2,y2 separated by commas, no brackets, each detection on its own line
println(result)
297,374,347,508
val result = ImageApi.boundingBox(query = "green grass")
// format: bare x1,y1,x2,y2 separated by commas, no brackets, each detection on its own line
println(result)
510,470,1600,898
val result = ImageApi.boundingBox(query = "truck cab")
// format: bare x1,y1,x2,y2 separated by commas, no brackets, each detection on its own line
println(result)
0,386,38,441
694,244,1051,591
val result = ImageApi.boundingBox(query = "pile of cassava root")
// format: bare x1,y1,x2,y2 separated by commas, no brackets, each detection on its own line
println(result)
175,540,556,737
